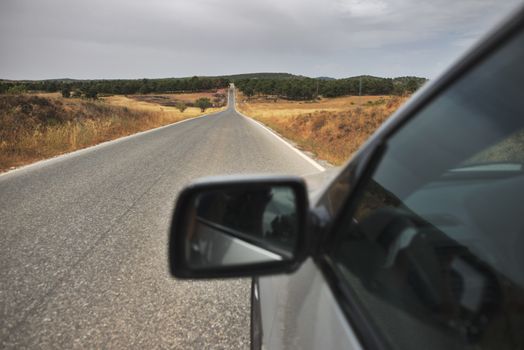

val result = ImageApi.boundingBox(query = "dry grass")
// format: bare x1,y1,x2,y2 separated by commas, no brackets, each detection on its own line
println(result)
238,94,390,116
237,93,407,165
0,93,223,172
148,90,226,103
103,95,223,115
125,90,227,109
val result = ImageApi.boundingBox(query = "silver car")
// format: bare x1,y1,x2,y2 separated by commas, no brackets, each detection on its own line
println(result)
169,7,524,350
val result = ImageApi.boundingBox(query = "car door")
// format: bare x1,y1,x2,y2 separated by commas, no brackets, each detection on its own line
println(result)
258,8,524,350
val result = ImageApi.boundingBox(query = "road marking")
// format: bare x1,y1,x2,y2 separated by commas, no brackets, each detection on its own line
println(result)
0,109,224,178
235,109,326,172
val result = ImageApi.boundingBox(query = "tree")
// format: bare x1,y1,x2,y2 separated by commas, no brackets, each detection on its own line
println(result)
72,89,82,98
138,84,151,94
61,87,71,98
7,85,27,94
175,101,187,113
243,86,255,98
195,97,212,112
0,82,8,94
84,87,98,99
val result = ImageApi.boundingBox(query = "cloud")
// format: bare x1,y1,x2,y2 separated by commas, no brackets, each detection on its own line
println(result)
336,0,389,18
0,0,522,79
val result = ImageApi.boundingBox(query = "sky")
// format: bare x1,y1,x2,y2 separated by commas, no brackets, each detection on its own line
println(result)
0,0,522,80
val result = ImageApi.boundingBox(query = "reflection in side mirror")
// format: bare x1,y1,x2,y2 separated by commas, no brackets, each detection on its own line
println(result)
169,176,309,279
188,186,297,267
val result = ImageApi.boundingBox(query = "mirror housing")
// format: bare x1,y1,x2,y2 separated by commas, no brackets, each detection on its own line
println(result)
169,175,310,279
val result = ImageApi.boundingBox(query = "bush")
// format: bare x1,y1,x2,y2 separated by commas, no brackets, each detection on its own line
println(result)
175,101,187,113
195,98,212,112
83,88,98,100
7,85,27,95
61,88,71,98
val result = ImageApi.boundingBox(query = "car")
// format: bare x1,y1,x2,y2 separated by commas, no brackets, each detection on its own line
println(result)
168,6,524,350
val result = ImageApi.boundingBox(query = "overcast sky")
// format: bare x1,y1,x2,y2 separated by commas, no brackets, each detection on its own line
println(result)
0,0,522,80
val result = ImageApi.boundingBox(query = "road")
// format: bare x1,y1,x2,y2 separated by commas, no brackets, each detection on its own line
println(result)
0,88,321,349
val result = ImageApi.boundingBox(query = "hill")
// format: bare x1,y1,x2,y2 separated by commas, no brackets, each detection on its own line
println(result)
213,72,304,80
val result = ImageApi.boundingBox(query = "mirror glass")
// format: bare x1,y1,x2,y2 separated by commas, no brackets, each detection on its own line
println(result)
183,185,299,269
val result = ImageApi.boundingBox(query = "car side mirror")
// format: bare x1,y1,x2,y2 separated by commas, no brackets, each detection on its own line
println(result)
168,176,309,278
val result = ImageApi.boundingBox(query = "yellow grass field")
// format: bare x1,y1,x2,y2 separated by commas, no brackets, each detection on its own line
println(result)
237,94,390,117
237,92,407,165
0,93,224,172
35,92,225,116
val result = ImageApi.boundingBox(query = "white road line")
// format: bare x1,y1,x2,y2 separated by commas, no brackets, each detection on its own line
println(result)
0,109,224,178
235,109,326,172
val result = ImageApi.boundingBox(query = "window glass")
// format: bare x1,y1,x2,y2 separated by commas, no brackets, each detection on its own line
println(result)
330,29,524,350
196,186,298,251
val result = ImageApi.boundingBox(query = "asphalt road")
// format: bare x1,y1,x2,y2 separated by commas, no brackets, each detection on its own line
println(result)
0,89,321,349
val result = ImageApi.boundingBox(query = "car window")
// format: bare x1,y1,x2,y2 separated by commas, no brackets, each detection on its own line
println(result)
328,27,524,350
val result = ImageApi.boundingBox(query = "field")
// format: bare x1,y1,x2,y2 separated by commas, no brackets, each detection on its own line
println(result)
0,93,224,172
103,95,220,115
236,93,408,165
126,90,227,109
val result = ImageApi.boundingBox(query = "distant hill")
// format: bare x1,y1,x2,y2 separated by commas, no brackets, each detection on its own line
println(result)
213,73,305,80
41,78,79,82
2,73,427,83
1,78,82,83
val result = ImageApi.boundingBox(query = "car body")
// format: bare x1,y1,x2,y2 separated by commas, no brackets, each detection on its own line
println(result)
169,6,524,350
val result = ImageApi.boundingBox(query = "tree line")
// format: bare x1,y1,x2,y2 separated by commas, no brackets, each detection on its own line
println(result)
0,77,229,99
0,74,427,100
235,76,427,100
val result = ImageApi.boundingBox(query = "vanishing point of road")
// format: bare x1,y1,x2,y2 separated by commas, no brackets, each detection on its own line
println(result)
0,89,321,349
